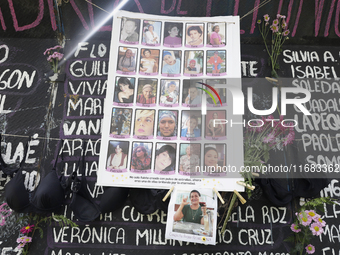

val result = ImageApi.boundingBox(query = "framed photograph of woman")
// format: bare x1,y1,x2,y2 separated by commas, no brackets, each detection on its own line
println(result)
183,50,203,77
113,77,135,106
159,79,180,107
131,142,153,173
142,20,161,46
166,188,217,245
119,18,140,44
178,143,201,176
157,110,178,140
180,110,202,141
205,79,227,107
161,50,182,77
154,143,177,174
206,50,226,76
106,141,129,173
109,108,132,138
116,47,138,75
136,78,157,106
182,79,202,107
207,22,226,47
203,144,226,176
139,49,159,75
185,23,204,48
163,22,183,47
133,109,155,139
205,110,226,140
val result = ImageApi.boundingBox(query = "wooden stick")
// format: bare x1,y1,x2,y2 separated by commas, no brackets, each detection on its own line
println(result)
237,181,255,191
233,190,247,204
252,172,260,177
162,186,174,201
213,187,225,204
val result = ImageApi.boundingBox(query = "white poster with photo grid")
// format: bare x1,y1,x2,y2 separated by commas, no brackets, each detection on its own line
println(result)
97,10,244,191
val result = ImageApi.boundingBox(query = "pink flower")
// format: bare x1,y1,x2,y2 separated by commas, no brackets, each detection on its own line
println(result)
290,223,301,233
257,20,262,24
272,19,279,26
264,14,270,22
310,223,323,236
283,30,290,36
299,213,312,226
276,14,281,19
20,224,34,234
306,210,320,220
305,244,315,254
271,25,279,32
263,132,275,143
315,217,326,227
16,243,25,249
17,237,26,243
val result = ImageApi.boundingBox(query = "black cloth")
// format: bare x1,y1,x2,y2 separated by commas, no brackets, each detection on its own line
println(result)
100,187,129,213
129,188,169,214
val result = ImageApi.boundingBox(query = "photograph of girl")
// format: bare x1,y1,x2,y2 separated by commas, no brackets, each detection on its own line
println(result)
139,49,159,75
163,22,183,47
203,144,226,176
205,110,226,139
185,24,204,47
142,21,161,46
106,141,129,172
184,50,203,76
206,50,226,75
207,23,226,47
154,143,176,174
136,78,157,106
133,109,155,138
117,47,138,74
159,80,179,106
109,108,132,138
180,111,201,140
131,142,152,173
161,50,181,76
113,77,135,105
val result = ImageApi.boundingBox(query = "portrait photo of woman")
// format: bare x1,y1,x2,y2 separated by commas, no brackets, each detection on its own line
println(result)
180,111,201,139
139,49,159,75
109,108,132,138
205,110,226,139
207,23,226,47
106,141,129,172
157,110,178,139
182,79,202,106
185,24,204,47
117,47,138,74
131,142,152,172
184,50,203,76
159,80,179,106
207,50,226,75
154,143,176,173
133,109,155,138
120,18,140,44
161,50,181,76
142,21,161,46
163,22,183,47
204,144,226,174
136,78,157,106
113,77,135,105
179,144,200,175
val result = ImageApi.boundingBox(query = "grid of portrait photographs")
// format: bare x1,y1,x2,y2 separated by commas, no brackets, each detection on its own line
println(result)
98,11,243,191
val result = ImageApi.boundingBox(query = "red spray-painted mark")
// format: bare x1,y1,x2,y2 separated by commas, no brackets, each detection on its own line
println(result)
70,0,89,30
233,0,239,15
286,0,294,25
291,0,304,37
335,0,340,37
250,0,260,34
8,0,44,31
176,0,187,15
206,0,212,17
0,8,6,30
47,0,57,31
134,0,145,13
315,0,325,36
161,0,176,14
324,0,336,37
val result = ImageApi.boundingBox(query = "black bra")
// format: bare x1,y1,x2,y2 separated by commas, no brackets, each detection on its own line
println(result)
4,138,66,213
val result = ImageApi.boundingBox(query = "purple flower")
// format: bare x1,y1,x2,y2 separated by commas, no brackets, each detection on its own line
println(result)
299,212,312,226
290,223,301,233
310,222,323,236
305,244,315,254
264,14,270,22
315,217,326,227
263,132,275,143
283,30,290,36
306,210,320,220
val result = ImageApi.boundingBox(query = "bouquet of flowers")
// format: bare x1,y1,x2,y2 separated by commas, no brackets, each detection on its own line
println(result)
285,197,335,255
257,14,290,77
43,45,64,74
